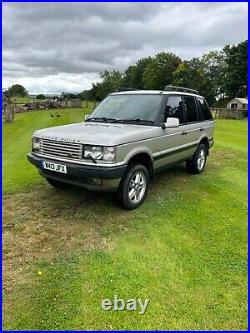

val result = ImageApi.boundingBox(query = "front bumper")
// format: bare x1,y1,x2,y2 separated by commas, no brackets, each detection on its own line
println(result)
27,153,127,191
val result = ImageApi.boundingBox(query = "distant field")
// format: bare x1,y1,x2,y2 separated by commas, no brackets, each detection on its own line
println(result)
11,96,36,104
2,110,248,330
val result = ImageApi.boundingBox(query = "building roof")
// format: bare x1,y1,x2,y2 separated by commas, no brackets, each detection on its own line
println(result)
233,98,248,104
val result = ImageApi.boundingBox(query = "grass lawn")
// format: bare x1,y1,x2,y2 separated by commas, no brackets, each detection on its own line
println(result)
2,110,248,330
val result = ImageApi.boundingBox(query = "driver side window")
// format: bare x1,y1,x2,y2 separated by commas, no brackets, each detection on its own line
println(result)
164,95,184,124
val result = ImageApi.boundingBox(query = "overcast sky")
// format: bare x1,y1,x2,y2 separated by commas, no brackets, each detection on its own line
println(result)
2,2,248,94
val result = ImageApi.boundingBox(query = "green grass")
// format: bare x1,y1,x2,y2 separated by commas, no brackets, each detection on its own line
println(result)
11,96,36,104
3,108,85,194
2,115,248,330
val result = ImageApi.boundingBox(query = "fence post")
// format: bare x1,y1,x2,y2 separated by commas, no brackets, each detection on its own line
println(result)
5,100,14,123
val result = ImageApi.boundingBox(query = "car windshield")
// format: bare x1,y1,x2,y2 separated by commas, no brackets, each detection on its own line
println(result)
87,94,163,124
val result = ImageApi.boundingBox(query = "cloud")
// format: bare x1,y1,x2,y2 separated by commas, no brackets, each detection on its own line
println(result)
2,2,248,93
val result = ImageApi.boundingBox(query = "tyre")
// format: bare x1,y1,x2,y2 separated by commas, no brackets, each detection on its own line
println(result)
186,143,208,174
118,164,149,210
46,178,68,189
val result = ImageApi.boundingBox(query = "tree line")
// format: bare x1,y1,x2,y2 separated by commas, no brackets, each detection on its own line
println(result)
6,40,247,107
79,40,247,106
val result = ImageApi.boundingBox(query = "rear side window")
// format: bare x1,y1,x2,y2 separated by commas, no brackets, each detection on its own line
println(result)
164,95,184,124
183,96,198,123
197,98,213,120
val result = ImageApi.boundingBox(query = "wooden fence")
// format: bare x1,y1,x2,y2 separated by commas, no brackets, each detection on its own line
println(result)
210,108,247,120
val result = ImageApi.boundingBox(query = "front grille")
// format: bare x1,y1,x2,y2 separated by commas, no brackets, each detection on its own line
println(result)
40,139,82,160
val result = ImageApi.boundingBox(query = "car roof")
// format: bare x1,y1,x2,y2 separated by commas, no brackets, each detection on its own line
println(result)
111,90,204,98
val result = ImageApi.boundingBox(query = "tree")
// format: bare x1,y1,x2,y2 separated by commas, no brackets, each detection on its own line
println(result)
95,70,124,100
223,40,248,98
173,58,215,105
89,83,99,100
143,52,181,90
80,40,248,104
123,57,152,89
36,94,46,100
201,50,226,97
8,84,28,97
61,92,77,99
122,65,137,89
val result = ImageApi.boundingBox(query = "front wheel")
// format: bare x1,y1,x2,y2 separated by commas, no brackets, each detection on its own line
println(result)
186,144,208,174
118,164,149,210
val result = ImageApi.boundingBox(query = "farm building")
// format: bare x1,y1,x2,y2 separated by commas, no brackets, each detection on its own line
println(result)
227,98,248,111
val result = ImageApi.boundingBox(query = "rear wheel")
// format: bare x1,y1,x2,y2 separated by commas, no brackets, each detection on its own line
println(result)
118,164,149,210
46,178,68,189
186,144,207,174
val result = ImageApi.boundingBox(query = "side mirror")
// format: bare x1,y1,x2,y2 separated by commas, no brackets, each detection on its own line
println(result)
161,117,179,129
84,114,90,121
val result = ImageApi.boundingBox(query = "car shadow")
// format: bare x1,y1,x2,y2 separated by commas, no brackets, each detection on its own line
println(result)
44,162,189,210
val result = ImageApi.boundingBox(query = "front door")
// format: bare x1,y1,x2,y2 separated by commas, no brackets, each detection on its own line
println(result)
153,95,190,169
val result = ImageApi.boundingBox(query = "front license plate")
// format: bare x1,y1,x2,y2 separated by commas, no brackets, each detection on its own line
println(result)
43,161,67,173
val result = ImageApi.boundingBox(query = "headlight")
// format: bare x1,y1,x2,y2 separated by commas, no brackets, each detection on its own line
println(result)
84,146,103,160
103,146,116,162
32,137,41,151
83,146,116,162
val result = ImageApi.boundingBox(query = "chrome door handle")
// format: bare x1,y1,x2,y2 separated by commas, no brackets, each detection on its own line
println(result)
200,128,205,132
182,131,188,136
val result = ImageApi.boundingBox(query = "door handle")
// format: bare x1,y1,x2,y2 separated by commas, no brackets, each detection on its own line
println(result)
200,128,205,132
182,131,188,136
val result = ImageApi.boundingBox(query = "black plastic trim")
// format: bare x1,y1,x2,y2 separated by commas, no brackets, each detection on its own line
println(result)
27,153,127,179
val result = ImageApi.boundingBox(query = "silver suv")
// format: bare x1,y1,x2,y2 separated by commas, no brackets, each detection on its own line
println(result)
28,86,215,209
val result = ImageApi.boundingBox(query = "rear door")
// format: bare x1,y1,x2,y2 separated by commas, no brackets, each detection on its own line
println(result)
196,97,215,143
181,95,201,157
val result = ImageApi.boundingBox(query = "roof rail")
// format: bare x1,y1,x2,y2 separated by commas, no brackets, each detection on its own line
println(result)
164,85,199,94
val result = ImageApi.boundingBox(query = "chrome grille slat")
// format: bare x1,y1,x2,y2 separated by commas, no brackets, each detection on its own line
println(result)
40,139,82,160
42,150,79,158
41,145,81,153
42,140,80,149
42,148,80,156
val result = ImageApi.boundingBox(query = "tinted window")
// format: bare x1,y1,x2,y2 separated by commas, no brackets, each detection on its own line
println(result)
91,94,163,122
183,96,198,123
164,96,184,124
197,98,213,120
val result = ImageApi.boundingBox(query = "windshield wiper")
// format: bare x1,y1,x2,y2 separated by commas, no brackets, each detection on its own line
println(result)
86,117,117,123
86,117,154,125
113,118,154,125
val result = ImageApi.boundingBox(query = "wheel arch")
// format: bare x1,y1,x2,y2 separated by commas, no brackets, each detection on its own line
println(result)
199,136,210,155
126,151,154,178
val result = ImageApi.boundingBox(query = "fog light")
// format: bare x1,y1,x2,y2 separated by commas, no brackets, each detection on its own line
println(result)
92,178,102,185
87,178,102,185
